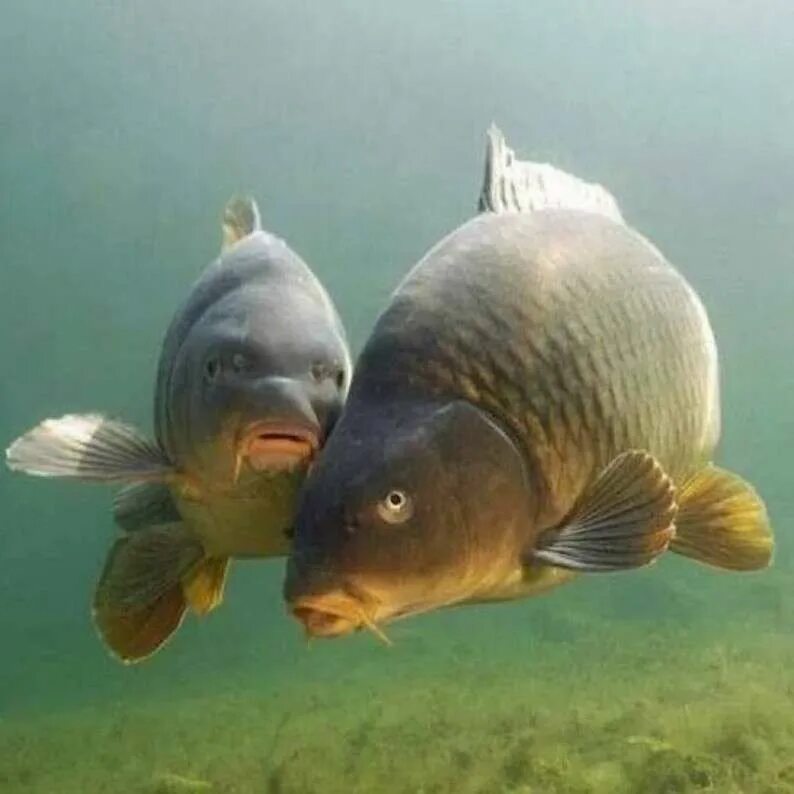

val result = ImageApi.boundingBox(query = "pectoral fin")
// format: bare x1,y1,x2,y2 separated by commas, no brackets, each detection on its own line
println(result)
113,481,182,531
671,465,773,571
182,557,230,616
529,451,676,572
6,414,172,482
95,587,187,665
93,523,203,663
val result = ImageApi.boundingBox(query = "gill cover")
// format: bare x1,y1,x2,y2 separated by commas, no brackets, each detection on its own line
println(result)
287,398,531,603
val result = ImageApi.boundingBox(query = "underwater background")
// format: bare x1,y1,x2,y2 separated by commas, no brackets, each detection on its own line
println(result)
2,1,794,792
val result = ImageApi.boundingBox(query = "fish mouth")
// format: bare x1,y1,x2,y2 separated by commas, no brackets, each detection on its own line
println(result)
238,421,320,472
289,591,391,645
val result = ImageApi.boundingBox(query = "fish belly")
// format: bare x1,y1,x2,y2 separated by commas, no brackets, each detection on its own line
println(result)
173,472,299,558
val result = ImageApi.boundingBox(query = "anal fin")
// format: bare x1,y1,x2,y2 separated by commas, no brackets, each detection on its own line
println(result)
182,557,230,616
530,450,676,572
671,465,773,571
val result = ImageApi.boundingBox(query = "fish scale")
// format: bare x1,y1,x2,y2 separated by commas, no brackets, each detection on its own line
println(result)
358,210,716,528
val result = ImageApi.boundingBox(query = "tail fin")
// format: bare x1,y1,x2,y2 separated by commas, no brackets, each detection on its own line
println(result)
671,465,773,571
93,523,203,663
478,124,624,223
6,414,172,482
221,195,261,251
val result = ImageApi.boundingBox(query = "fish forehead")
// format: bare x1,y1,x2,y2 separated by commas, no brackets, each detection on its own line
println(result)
183,282,343,364
160,231,331,370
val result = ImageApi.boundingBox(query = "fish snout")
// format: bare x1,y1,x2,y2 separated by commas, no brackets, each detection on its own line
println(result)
291,602,359,638
238,377,323,471
250,376,321,430
284,556,370,639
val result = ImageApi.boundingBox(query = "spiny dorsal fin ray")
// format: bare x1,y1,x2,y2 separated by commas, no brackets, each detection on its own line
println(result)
478,124,624,223
221,195,262,251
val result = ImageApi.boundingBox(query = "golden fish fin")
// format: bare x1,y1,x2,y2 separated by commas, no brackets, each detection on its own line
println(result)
530,450,676,572
671,465,773,571
113,481,181,531
92,523,203,662
182,557,230,616
221,195,261,251
93,585,187,665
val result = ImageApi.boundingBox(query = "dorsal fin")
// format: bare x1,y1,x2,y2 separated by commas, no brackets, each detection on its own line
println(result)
221,195,262,252
477,124,624,223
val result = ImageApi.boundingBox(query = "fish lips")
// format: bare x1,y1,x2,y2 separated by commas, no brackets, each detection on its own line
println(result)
239,420,321,472
291,597,360,638
287,581,377,639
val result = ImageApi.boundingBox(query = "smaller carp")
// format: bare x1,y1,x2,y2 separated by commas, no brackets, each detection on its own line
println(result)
7,196,351,662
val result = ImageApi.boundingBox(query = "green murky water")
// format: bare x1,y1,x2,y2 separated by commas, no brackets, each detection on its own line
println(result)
2,2,793,792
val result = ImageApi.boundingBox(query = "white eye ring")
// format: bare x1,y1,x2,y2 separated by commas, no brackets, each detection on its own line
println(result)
377,489,413,524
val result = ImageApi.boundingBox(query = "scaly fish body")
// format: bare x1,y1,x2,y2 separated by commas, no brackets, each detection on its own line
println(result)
363,208,719,533
285,127,771,641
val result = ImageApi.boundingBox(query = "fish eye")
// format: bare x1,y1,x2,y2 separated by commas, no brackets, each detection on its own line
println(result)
377,489,414,525
335,368,346,390
231,352,249,373
204,356,221,382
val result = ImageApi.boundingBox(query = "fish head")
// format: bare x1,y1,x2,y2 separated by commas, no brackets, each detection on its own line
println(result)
285,398,531,639
170,278,350,483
